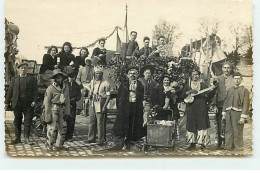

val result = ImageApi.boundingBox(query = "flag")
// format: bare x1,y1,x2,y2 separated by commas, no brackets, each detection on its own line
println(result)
120,4,129,61
116,27,121,53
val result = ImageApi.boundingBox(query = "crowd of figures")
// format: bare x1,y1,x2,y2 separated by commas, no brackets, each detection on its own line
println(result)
5,31,250,152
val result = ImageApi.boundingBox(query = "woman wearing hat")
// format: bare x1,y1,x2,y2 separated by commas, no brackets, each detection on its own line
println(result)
43,69,70,151
180,69,216,150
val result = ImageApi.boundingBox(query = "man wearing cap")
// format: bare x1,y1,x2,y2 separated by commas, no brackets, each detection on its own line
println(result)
65,67,81,142
85,66,111,145
112,66,144,150
76,57,94,116
5,63,38,145
43,69,70,150
139,65,158,126
222,72,250,150
214,62,234,149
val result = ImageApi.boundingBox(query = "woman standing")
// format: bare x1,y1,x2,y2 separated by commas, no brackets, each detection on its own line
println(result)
57,42,75,70
39,46,58,74
180,70,216,150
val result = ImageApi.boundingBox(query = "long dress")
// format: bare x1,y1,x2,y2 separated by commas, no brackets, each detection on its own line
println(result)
180,82,215,145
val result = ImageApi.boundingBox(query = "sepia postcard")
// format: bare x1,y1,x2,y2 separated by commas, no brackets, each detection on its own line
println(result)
4,0,254,158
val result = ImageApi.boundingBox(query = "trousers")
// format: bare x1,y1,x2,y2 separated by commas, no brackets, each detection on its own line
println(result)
13,101,34,137
66,105,77,140
88,105,106,142
46,105,67,147
224,110,244,149
215,107,224,146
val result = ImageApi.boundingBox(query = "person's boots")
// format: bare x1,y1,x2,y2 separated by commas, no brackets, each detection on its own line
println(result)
11,125,21,144
24,126,34,145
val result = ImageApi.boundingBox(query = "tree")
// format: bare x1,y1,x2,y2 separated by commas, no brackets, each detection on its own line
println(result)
152,19,181,47
198,17,222,37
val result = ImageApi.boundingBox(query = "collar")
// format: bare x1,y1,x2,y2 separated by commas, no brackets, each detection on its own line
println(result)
19,74,27,77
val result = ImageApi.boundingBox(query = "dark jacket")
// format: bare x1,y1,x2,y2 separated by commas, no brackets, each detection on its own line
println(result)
138,47,153,57
66,81,81,107
74,56,86,67
152,85,181,120
113,80,144,137
5,75,38,108
39,54,57,74
91,47,107,65
56,51,75,70
126,40,139,56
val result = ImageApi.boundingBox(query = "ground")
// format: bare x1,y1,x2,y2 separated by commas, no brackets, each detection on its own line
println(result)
5,111,253,157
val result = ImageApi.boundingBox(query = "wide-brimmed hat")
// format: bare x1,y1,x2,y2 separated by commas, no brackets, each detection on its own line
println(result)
126,66,139,74
140,64,155,75
65,66,76,78
51,69,68,79
17,63,28,69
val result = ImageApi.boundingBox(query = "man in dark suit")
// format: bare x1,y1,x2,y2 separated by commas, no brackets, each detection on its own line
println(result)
5,63,38,145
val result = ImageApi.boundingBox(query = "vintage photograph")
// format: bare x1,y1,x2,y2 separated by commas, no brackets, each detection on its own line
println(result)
4,0,253,157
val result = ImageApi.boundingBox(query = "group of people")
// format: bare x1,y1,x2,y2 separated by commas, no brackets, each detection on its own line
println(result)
5,31,250,152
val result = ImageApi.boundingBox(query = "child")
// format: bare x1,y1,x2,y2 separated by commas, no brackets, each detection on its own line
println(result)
222,72,250,150
43,69,70,151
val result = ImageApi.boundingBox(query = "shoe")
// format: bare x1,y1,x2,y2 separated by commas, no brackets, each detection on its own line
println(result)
85,140,96,144
66,138,73,142
96,141,104,146
54,146,69,151
46,144,53,151
186,143,196,150
200,144,206,150
24,137,34,145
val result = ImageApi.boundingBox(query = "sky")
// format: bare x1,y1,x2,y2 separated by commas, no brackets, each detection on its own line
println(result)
5,0,252,63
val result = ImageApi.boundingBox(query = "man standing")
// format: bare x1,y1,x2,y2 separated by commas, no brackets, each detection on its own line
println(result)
138,37,153,58
222,72,250,151
126,31,139,58
139,65,157,126
85,66,111,145
5,63,38,145
215,62,234,149
65,68,81,142
76,57,94,116
112,66,144,150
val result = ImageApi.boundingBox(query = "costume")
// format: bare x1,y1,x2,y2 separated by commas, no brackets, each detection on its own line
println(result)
43,82,70,148
222,86,250,150
87,79,111,143
181,82,216,145
76,65,94,114
39,54,57,74
112,80,144,148
65,80,81,140
215,74,234,146
5,74,38,143
91,47,107,65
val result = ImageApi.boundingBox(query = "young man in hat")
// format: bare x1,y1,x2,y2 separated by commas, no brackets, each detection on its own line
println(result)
5,63,38,145
43,69,70,150
76,57,95,116
214,62,234,149
112,66,144,150
85,66,111,145
222,72,250,151
65,67,81,142
139,65,158,126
